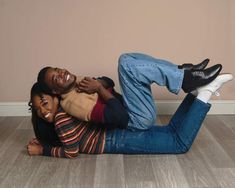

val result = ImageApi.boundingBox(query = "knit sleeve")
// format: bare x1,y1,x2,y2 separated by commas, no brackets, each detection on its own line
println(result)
42,145,74,158
42,112,80,158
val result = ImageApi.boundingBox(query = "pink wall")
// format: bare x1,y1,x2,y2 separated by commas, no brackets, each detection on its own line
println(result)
0,0,234,102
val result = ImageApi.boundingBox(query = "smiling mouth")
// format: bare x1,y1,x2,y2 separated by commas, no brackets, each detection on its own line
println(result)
44,113,51,119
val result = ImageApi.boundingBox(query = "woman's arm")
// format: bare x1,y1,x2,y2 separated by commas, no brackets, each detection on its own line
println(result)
27,140,79,158
27,115,80,158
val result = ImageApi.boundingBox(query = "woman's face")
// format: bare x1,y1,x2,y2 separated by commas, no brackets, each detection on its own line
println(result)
32,94,59,123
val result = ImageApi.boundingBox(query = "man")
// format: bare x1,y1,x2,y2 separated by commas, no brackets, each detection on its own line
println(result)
37,53,222,130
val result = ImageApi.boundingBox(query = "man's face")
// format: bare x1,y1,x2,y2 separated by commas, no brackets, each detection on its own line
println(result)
44,68,76,94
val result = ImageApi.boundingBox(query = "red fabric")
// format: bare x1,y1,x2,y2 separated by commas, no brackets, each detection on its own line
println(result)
90,88,113,123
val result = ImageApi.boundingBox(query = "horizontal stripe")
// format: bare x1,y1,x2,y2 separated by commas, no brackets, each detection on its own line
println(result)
47,107,106,158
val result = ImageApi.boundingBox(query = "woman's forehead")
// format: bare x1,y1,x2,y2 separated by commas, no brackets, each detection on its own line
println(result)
33,94,51,102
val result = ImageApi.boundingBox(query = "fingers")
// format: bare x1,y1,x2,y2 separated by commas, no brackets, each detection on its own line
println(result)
27,144,34,155
28,138,40,145
81,77,96,83
77,82,88,91
79,81,89,87
84,76,93,81
27,144,40,156
74,87,81,93
27,144,32,155
77,77,100,94
78,77,94,90
27,139,43,156
80,77,94,85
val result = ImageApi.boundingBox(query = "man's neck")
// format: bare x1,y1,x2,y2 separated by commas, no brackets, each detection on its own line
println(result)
61,77,77,95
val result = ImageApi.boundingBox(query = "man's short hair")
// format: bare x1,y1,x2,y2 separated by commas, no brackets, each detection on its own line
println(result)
37,66,53,94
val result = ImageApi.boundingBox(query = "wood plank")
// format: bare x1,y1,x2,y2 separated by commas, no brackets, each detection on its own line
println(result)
232,127,235,133
204,116,235,164
0,129,34,185
123,155,156,186
204,115,235,141
93,154,125,188
211,168,235,188
177,146,220,187
151,155,189,188
0,117,5,123
217,115,235,128
16,116,32,130
125,181,157,188
25,158,70,188
67,155,97,188
219,140,235,163
0,152,43,188
196,127,235,168
0,117,24,147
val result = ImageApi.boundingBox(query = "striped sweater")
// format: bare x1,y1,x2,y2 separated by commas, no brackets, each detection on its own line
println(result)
43,108,106,158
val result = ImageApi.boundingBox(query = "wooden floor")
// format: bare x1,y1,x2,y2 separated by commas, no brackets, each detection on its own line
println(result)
0,115,235,188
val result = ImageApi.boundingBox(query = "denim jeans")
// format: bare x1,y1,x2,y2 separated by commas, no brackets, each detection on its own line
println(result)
117,53,184,130
104,94,211,154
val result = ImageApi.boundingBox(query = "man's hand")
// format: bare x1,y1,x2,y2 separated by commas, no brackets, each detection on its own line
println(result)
77,77,102,94
27,143,43,156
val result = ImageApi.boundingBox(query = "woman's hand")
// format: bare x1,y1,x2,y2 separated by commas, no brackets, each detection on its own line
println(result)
27,143,43,156
77,77,102,94
28,138,40,145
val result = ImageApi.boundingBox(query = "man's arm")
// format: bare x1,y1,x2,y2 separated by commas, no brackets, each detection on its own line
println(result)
78,77,114,102
78,77,129,129
96,76,115,89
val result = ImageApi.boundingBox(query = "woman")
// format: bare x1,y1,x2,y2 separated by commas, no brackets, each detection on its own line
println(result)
28,85,62,148
27,73,233,158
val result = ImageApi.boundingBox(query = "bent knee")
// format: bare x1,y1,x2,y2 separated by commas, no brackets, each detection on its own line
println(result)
118,53,133,68
176,144,191,154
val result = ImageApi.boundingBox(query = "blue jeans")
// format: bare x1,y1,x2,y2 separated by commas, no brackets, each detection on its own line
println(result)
117,53,184,130
104,94,211,154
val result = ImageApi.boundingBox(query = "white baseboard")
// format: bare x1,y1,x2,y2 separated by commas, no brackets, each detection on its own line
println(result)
0,100,235,116
0,102,31,116
155,100,235,115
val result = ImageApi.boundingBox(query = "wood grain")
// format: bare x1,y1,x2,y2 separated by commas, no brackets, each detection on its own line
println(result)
0,115,234,188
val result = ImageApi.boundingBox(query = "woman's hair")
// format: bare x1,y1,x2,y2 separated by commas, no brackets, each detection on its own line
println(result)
37,66,53,94
29,82,62,147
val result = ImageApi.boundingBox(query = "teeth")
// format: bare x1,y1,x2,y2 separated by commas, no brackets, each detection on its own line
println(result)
45,113,50,118
66,74,70,81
